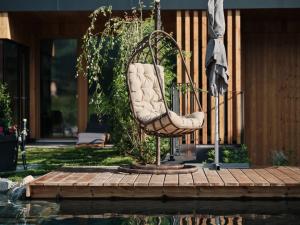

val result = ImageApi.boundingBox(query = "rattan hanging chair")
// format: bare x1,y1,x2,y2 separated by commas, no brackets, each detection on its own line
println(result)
118,30,205,174
127,30,205,138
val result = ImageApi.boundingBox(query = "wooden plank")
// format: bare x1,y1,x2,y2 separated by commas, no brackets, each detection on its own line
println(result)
266,168,298,186
241,169,270,186
278,167,300,182
164,174,179,186
149,174,165,187
226,10,233,144
203,168,224,186
254,169,285,186
193,10,199,144
185,10,191,144
31,171,60,185
228,169,254,186
286,167,300,175
134,174,152,187
103,173,126,187
192,170,209,186
179,173,194,186
89,172,113,186
176,10,183,145
234,10,242,144
217,169,239,186
201,11,208,144
73,173,98,186
118,174,139,186
59,173,85,186
45,172,74,186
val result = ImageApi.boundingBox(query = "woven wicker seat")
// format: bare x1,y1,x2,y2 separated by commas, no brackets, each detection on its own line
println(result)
128,63,204,137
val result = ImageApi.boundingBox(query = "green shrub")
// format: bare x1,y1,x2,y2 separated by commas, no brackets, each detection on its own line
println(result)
77,2,175,163
272,150,288,166
207,144,249,164
0,83,12,133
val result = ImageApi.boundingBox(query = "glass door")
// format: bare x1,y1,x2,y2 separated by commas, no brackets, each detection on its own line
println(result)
40,39,78,138
0,40,29,130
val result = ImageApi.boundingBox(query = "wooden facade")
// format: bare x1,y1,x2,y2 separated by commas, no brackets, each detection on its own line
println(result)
1,9,300,165
176,9,300,166
175,10,242,146
243,10,300,165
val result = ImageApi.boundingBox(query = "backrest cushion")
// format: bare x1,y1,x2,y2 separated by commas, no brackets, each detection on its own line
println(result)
128,63,166,123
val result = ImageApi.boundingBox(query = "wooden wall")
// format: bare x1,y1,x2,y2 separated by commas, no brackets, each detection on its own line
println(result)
243,10,300,165
3,12,91,138
176,10,242,146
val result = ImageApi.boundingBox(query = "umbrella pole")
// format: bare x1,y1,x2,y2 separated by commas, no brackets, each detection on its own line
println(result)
214,94,220,170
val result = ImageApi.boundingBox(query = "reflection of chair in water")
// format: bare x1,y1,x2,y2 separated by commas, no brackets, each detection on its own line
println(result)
51,110,64,136
178,216,242,225
76,114,110,148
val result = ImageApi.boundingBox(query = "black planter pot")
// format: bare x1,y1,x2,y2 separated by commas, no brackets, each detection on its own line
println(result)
0,135,18,172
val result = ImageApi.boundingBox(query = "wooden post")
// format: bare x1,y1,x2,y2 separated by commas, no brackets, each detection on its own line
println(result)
227,10,233,144
77,74,88,133
235,10,242,144
77,39,88,133
176,11,182,145
193,11,199,144
185,10,191,144
0,13,11,39
201,11,208,144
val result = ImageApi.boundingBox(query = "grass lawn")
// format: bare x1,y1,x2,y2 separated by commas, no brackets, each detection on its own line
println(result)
0,146,134,182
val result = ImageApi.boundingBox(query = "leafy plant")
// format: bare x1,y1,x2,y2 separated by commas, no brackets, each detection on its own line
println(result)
0,83,12,133
272,150,288,166
207,144,249,163
77,2,175,163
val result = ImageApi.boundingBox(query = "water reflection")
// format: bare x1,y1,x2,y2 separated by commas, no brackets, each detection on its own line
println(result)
1,196,300,225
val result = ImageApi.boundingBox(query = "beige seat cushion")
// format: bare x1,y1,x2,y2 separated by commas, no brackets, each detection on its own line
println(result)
128,63,204,134
128,63,166,123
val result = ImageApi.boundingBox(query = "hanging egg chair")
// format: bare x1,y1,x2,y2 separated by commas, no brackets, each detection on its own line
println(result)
118,0,205,174
118,30,205,174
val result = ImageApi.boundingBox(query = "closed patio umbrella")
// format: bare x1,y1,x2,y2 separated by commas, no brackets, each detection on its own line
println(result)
205,0,229,169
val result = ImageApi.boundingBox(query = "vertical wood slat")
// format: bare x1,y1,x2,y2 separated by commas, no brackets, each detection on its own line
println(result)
185,10,191,144
0,13,11,39
176,11,182,145
77,39,88,133
210,94,215,144
29,35,38,138
226,10,233,144
193,11,199,144
201,11,208,144
175,10,243,146
234,10,242,144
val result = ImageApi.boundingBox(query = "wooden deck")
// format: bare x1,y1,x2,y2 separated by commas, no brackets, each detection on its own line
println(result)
27,166,300,199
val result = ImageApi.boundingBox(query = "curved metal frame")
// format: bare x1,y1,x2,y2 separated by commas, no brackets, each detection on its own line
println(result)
126,30,204,138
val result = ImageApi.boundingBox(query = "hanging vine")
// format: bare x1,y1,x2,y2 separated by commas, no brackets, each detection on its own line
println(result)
77,2,176,163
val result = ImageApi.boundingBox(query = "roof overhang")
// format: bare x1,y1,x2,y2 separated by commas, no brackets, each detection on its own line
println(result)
1,0,300,12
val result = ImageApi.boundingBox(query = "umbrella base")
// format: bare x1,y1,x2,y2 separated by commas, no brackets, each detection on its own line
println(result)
118,164,198,174
213,163,221,170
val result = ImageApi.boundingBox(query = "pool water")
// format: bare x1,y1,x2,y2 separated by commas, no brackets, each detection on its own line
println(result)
1,194,300,225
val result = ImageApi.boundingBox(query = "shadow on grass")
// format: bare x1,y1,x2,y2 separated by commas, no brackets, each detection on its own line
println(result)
0,146,134,181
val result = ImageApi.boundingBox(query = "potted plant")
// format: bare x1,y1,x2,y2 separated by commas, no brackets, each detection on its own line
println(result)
0,83,18,172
